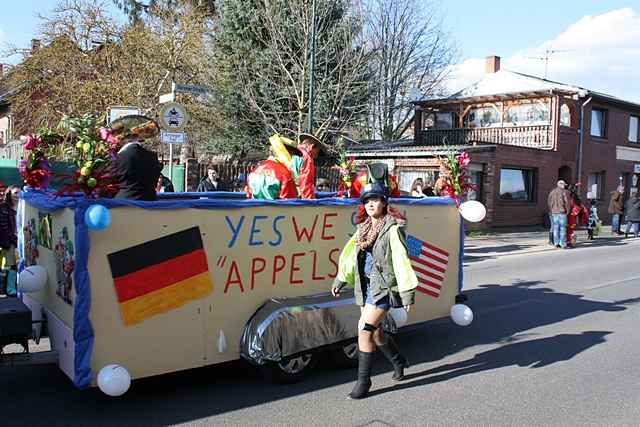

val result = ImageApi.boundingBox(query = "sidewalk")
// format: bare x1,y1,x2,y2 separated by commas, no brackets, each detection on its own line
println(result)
464,225,627,261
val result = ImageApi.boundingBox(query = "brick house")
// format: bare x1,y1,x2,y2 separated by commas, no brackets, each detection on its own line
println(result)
347,56,640,228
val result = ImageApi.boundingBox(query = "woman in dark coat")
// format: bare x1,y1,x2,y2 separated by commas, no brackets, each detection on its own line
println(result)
0,186,19,284
624,192,640,238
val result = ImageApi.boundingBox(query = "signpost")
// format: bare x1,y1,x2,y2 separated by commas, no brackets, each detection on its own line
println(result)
157,82,210,188
161,131,185,144
173,83,210,96
159,102,189,132
159,101,189,185
107,106,141,126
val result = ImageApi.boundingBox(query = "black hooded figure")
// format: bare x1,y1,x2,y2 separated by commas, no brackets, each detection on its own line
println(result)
113,142,163,201
110,115,163,201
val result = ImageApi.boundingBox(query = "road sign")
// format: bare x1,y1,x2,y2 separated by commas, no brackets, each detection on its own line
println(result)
159,102,189,132
159,92,176,104
173,83,210,96
161,131,185,144
107,106,141,125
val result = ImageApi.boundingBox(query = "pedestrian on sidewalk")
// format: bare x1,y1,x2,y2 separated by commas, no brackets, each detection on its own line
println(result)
608,185,625,235
587,200,600,240
547,180,571,248
331,181,417,399
623,191,640,238
567,185,588,247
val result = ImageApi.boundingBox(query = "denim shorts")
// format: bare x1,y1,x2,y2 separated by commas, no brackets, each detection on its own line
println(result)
364,284,391,311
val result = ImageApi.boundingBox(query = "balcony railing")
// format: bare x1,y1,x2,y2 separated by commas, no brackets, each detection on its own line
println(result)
419,125,553,150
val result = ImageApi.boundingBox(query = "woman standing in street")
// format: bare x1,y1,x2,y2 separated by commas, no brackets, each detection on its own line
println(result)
331,182,418,399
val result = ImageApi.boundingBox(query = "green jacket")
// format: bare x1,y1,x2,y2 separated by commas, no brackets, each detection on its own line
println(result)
333,218,418,307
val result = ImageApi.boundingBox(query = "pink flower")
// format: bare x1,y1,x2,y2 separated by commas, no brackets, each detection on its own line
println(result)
457,152,470,167
98,127,118,146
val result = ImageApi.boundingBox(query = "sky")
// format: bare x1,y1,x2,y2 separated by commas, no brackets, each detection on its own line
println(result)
1,0,640,101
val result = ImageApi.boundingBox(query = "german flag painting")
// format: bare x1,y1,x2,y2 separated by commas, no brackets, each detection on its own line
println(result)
107,227,213,326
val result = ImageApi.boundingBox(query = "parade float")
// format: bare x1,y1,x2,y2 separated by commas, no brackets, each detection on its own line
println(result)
0,116,484,396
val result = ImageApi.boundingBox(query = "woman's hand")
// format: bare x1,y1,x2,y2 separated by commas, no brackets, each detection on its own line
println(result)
404,304,412,312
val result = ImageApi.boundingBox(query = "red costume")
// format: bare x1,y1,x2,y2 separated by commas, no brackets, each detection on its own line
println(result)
567,199,588,246
346,171,401,198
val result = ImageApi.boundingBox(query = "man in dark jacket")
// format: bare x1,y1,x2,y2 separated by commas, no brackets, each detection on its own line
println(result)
624,191,640,238
113,142,163,201
608,186,625,235
547,180,571,248
197,165,226,192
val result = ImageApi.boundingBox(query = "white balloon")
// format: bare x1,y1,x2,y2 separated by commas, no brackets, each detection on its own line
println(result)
389,307,408,328
97,364,131,397
459,200,487,223
18,265,48,293
450,304,474,326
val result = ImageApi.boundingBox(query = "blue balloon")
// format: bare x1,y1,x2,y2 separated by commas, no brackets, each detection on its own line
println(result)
85,204,111,231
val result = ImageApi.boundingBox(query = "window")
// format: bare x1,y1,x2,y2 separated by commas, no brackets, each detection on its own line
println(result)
587,171,605,200
506,101,550,125
629,116,639,143
590,108,607,138
399,170,438,194
560,104,571,127
499,168,535,201
465,164,484,202
464,106,501,128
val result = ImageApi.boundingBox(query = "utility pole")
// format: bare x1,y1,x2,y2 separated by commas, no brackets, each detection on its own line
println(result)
307,0,317,134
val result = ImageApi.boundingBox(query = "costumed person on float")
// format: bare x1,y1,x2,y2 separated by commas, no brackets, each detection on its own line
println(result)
333,152,400,199
331,163,418,400
246,133,324,199
110,116,163,201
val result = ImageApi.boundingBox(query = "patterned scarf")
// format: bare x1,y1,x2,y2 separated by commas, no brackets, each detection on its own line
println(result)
356,215,388,250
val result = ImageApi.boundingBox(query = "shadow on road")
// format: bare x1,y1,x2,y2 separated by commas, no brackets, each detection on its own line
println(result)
1,279,629,426
371,331,612,397
464,243,536,255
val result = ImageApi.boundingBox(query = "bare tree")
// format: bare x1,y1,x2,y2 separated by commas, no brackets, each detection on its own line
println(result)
213,0,372,147
364,0,456,141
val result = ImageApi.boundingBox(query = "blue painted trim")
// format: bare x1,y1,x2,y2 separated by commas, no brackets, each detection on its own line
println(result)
21,190,457,211
458,216,465,292
72,201,94,389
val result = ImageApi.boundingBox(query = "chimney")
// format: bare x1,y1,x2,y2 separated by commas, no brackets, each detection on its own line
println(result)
31,39,41,54
485,55,500,73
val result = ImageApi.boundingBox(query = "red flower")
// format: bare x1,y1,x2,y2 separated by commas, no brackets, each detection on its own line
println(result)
22,134,42,151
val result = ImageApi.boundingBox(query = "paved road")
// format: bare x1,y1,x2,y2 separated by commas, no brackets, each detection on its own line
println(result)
3,237,640,426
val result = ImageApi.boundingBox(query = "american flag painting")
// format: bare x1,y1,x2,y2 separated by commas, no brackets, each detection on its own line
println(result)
406,235,449,298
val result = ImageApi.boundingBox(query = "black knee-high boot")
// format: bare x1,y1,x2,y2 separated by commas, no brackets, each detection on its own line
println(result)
348,351,374,399
378,336,409,381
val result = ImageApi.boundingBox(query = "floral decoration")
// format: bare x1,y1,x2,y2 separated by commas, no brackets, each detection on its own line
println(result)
436,150,474,205
19,129,62,189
